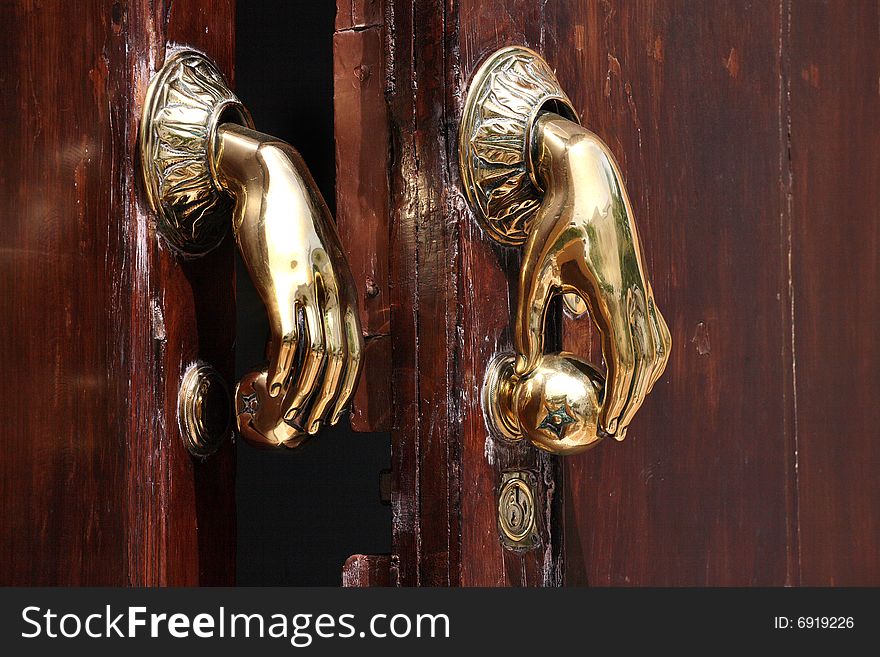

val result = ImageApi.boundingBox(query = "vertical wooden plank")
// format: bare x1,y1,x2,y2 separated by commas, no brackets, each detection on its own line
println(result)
385,0,460,586
0,0,236,586
0,0,128,585
130,0,238,588
334,11,393,431
556,1,795,585
384,0,564,586
455,0,564,588
336,0,383,31
789,1,880,585
333,26,389,334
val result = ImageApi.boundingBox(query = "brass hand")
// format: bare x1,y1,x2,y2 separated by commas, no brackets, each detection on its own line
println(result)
515,113,671,440
215,124,364,448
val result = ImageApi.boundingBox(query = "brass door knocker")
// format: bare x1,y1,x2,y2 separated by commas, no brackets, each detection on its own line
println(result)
460,46,671,455
140,50,363,452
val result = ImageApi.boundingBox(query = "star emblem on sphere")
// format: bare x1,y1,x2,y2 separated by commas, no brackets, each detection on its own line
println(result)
240,392,259,416
539,404,576,439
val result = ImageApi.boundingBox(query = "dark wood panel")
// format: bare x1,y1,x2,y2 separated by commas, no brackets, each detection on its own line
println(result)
333,23,390,338
0,0,235,585
352,0,878,587
456,0,563,588
0,1,128,586
555,1,796,585
348,336,393,431
789,1,880,585
336,0,383,31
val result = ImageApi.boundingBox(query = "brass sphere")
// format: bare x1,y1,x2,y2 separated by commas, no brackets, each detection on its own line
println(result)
513,353,605,455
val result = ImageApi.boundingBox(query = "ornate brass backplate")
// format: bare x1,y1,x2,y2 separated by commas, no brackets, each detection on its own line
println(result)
140,50,253,254
458,46,578,246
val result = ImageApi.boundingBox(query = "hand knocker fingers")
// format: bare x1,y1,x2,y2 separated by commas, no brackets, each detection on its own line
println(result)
330,306,363,426
598,301,637,436
616,294,655,439
304,282,346,434
266,314,299,399
285,287,327,420
515,256,557,377
647,298,672,393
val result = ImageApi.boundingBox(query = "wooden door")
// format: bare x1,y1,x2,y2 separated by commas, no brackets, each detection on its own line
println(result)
2,0,876,588
0,1,237,585
336,0,880,585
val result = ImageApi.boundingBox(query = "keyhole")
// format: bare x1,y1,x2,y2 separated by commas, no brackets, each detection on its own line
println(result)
505,487,527,532
498,477,536,545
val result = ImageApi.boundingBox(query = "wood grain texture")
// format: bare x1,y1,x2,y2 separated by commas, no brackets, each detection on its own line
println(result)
342,554,392,586
789,1,880,585
385,0,461,586
557,0,795,586
334,18,392,432
0,0,236,585
336,0,383,31
555,0,879,587
0,1,128,585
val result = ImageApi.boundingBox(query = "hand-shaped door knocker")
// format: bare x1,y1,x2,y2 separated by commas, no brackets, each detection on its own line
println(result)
140,51,363,452
459,47,671,455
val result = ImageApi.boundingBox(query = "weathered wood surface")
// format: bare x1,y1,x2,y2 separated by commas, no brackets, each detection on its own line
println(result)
342,554,392,587
383,0,564,586
559,0,879,587
334,7,392,432
0,0,236,585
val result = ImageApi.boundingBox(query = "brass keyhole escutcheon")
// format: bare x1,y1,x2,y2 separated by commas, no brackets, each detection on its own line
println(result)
498,472,539,550
502,481,532,539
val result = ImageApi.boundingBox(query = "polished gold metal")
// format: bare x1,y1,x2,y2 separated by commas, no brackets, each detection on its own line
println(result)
484,353,604,455
459,46,578,246
482,355,524,443
498,472,540,550
178,362,232,458
463,48,672,455
218,124,364,448
141,51,364,450
140,50,253,254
